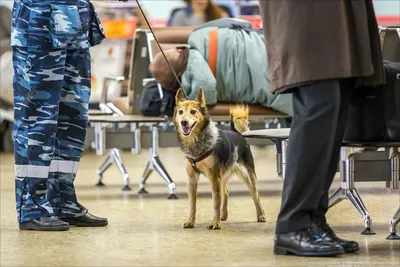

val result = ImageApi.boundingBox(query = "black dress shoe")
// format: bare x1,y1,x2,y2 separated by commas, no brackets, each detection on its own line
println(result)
274,228,345,257
61,212,108,227
19,216,70,231
314,223,359,253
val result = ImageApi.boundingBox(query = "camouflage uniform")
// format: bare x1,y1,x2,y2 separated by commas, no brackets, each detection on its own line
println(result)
11,0,105,222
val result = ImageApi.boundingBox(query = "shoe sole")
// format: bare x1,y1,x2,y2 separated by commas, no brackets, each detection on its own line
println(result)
65,222,108,227
19,223,70,232
274,246,345,257
344,247,360,253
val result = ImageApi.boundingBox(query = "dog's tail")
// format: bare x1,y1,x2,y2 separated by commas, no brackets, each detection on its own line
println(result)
230,105,249,134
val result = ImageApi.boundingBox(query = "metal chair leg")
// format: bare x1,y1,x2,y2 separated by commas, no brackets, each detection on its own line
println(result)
351,187,369,212
275,140,283,177
390,148,399,189
328,186,345,208
281,139,288,180
329,147,374,234
110,148,131,191
152,156,177,199
96,151,114,186
95,148,131,191
346,189,375,235
137,125,177,199
387,208,400,240
138,161,153,194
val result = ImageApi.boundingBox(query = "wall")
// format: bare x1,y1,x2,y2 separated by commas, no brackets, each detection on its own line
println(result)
1,0,398,19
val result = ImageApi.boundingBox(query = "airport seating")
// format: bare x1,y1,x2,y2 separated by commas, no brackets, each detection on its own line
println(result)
244,129,400,237
91,26,290,196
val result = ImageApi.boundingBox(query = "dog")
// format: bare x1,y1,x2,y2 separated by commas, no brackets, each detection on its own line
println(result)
174,87,266,230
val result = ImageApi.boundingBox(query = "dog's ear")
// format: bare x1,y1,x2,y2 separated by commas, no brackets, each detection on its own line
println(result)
175,88,186,104
195,87,206,108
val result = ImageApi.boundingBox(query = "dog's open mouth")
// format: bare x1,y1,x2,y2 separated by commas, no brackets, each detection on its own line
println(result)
182,122,197,136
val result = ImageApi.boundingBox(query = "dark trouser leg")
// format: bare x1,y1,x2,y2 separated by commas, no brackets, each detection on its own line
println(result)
275,80,342,234
312,80,353,224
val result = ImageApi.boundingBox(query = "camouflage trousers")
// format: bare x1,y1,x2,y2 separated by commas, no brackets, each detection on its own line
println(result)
13,46,90,222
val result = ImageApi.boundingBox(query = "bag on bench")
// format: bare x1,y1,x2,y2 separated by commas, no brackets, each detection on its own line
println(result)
140,79,175,117
344,61,400,142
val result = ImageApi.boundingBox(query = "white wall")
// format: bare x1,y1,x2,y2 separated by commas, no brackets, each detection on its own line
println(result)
0,0,13,9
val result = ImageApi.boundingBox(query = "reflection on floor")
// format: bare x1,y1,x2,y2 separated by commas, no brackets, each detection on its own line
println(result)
1,146,399,266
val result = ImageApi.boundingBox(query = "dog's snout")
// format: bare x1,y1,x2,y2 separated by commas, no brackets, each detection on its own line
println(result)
181,120,189,127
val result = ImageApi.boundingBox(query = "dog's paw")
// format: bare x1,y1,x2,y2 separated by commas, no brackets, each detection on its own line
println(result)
221,214,228,221
183,221,195,228
257,215,266,222
206,222,221,230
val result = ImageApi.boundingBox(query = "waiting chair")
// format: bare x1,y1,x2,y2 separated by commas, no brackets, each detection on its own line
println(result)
96,26,289,195
88,33,179,198
244,128,400,235
328,144,399,235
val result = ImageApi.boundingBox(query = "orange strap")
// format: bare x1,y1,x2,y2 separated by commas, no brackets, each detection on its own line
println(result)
208,30,218,77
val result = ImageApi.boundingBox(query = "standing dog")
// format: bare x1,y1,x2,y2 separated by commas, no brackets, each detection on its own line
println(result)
174,87,266,230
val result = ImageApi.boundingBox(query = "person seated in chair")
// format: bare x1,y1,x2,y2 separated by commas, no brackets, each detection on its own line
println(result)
149,18,292,115
168,0,226,26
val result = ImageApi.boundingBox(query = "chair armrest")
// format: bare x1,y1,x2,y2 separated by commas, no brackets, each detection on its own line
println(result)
142,78,157,85
142,78,164,99
100,76,125,105
106,102,125,116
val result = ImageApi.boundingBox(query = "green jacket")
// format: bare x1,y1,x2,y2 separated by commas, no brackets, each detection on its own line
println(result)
181,26,293,115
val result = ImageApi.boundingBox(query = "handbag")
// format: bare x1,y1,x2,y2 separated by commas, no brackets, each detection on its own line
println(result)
344,61,400,142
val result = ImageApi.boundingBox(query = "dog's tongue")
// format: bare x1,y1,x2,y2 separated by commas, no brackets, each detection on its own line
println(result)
182,126,191,135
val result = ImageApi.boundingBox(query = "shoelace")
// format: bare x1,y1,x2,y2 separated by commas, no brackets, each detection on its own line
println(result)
307,228,325,242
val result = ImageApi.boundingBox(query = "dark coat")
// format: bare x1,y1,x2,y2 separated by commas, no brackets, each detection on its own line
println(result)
259,0,385,93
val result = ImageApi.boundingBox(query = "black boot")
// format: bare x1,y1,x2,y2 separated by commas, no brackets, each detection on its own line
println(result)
60,212,108,227
274,228,345,257
313,222,359,253
19,216,70,231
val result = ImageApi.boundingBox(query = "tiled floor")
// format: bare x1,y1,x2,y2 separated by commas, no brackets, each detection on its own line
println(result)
1,146,399,266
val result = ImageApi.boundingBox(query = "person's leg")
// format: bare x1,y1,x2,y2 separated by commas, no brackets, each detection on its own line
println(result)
13,46,68,226
275,80,341,234
46,49,107,226
313,79,353,224
46,49,90,218
310,79,359,253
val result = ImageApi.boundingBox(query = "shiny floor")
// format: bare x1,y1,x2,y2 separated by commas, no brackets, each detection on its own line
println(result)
1,146,399,266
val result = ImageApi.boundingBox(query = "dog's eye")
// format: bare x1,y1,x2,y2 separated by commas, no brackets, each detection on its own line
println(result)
190,110,197,115
178,110,183,115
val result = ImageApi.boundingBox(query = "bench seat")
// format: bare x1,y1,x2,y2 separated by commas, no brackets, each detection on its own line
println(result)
110,96,287,118
88,114,166,123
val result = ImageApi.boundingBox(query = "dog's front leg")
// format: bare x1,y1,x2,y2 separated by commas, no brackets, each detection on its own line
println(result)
207,170,222,230
183,164,199,229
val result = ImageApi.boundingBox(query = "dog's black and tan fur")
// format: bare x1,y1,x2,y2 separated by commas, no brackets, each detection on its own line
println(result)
174,87,266,230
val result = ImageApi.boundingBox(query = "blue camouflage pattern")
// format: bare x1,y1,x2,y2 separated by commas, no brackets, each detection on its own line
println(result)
12,0,105,223
11,0,105,50
13,46,90,222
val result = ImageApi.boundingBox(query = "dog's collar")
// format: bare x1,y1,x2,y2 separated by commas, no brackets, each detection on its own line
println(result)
186,148,214,173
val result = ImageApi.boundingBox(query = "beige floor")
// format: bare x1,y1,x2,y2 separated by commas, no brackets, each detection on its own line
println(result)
1,146,399,267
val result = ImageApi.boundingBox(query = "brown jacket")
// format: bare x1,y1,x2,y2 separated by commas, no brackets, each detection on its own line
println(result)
259,0,385,93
